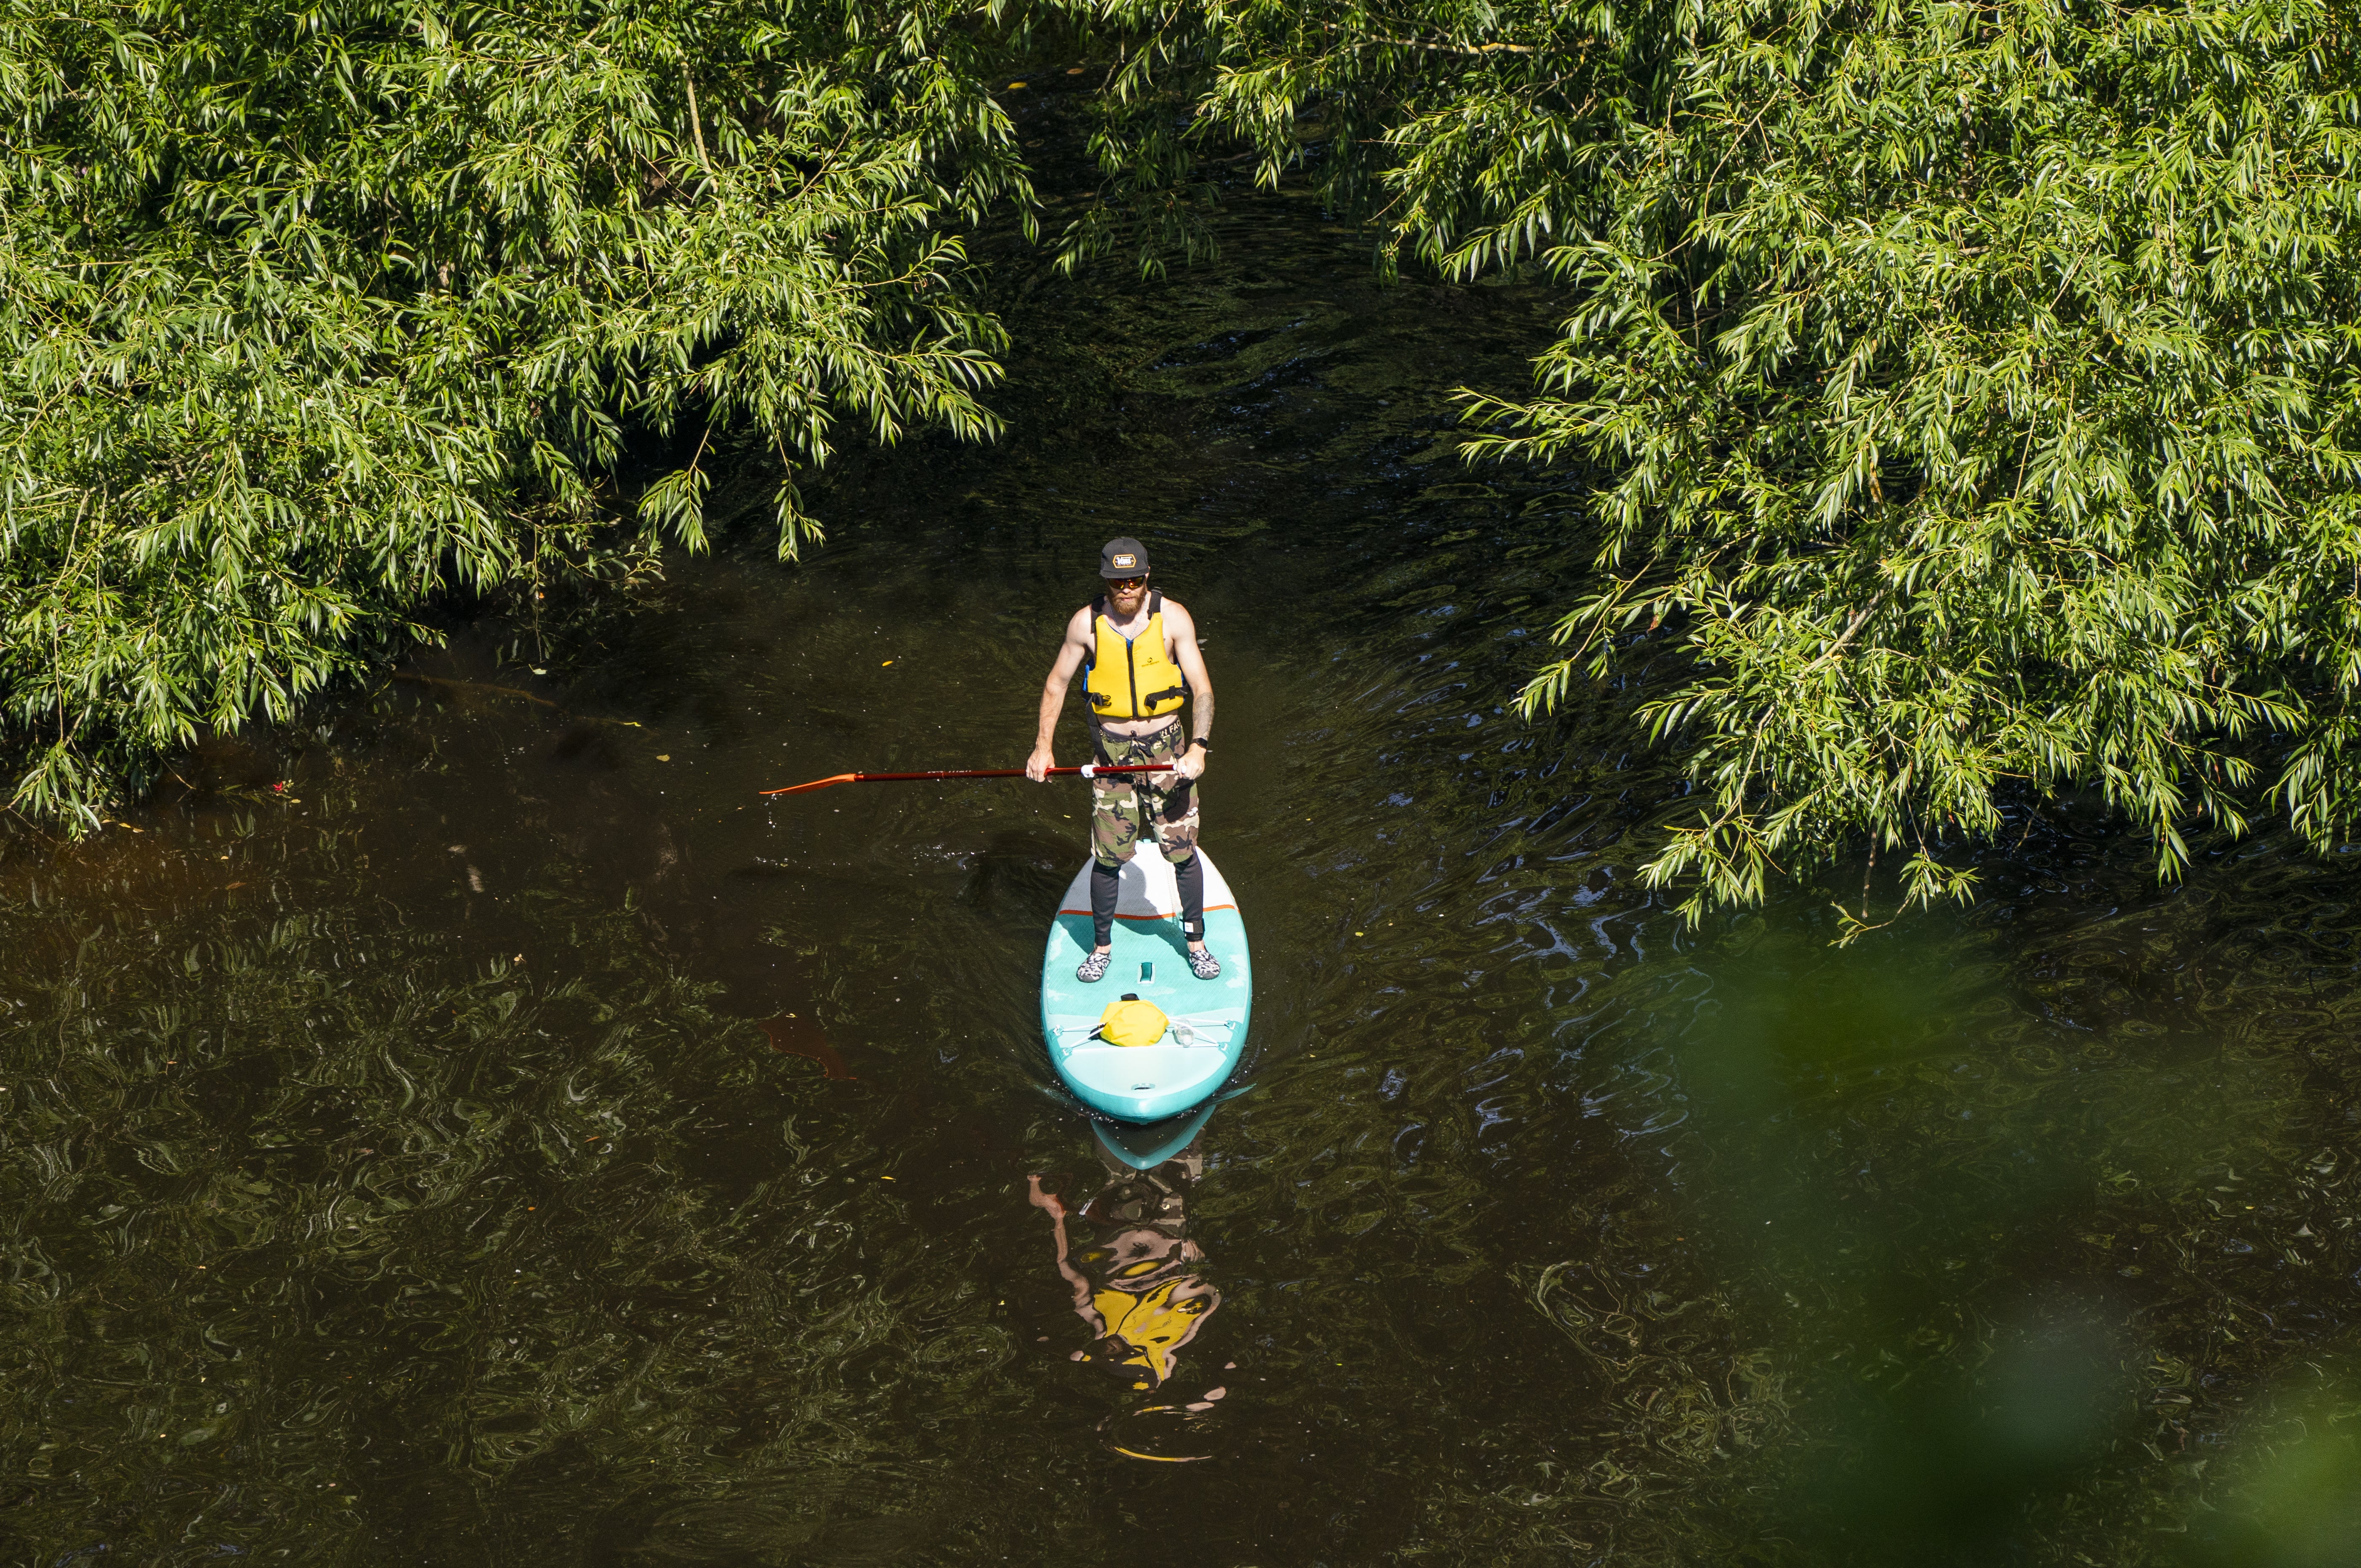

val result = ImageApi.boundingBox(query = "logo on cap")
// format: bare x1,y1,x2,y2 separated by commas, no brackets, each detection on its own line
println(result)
1112,553,1137,569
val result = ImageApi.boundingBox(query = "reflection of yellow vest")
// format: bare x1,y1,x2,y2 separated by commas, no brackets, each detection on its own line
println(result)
1085,593,1188,720
1092,1274,1215,1385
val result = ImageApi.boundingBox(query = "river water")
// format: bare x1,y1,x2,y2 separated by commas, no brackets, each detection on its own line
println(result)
4,196,2358,1566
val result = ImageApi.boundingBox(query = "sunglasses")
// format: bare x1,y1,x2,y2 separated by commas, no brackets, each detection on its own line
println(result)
1107,575,1148,593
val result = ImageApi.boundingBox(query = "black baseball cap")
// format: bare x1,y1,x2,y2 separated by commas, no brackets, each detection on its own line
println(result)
1100,538,1151,579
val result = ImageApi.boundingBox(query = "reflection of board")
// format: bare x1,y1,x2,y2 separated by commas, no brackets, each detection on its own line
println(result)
1040,850,1252,1124
1093,1097,1224,1171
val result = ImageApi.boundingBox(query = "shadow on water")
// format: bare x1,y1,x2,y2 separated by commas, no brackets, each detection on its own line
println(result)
5,178,2361,1564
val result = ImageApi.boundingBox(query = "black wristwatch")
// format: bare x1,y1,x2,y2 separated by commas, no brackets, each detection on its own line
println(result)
1187,737,1210,752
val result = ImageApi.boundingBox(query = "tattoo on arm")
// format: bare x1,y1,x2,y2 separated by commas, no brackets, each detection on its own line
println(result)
1169,606,1213,743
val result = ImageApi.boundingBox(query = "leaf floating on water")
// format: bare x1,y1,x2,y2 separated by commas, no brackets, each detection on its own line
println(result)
393,673,638,728
758,1013,856,1081
394,672,556,710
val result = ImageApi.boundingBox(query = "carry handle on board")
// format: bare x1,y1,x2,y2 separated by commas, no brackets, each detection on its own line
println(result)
762,763,1175,797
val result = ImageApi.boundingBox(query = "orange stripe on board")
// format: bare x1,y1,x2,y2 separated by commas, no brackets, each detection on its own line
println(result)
1058,903,1236,919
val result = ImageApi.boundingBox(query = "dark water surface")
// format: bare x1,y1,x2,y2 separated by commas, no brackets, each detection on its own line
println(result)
6,202,2361,1566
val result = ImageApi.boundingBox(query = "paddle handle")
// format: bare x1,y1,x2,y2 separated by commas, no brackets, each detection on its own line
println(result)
761,763,1175,796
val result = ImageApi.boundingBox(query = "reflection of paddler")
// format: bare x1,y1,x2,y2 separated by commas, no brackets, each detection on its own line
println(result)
1027,1138,1223,1395
1090,1264,1219,1387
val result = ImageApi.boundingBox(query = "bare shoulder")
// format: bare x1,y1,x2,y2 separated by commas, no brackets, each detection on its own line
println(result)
1159,596,1207,666
1065,603,1096,645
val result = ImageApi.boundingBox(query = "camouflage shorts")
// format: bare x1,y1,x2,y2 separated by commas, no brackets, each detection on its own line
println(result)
1091,721,1200,868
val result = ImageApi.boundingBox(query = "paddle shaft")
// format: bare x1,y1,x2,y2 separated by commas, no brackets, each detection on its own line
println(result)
761,763,1174,796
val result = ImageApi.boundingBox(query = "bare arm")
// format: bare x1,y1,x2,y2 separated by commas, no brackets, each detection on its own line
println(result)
1026,1175,1103,1330
1167,602,1215,779
1026,609,1093,781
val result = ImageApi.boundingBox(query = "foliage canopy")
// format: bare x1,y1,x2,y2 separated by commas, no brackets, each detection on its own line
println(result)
11,0,2361,924
0,0,1016,822
1464,0,2361,928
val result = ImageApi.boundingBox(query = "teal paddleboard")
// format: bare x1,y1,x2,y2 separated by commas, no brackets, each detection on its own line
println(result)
1040,849,1252,1124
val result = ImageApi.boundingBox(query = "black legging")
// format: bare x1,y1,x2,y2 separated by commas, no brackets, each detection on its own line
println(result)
1092,853,1206,949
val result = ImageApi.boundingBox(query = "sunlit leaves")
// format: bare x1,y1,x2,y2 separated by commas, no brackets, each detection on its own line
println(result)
0,0,1024,824
1449,0,2361,928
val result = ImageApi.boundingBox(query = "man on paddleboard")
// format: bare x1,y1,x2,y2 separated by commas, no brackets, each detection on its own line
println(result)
1026,537,1219,982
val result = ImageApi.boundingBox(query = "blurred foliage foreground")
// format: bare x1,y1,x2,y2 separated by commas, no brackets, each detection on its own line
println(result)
11,0,2361,927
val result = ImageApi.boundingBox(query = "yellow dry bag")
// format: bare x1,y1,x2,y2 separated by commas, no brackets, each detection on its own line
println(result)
1096,994,1170,1048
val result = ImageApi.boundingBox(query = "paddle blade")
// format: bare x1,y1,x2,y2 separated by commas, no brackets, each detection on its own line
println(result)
760,773,858,796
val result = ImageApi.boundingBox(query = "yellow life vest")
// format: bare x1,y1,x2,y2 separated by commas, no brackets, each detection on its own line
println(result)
1084,592,1188,720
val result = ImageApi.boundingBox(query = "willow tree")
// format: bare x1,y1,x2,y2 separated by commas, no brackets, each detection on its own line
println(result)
0,0,1021,824
1466,0,2361,929
1072,0,2361,926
